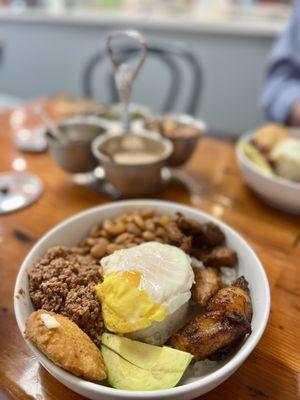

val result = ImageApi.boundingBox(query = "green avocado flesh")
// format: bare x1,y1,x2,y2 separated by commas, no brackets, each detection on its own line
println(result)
101,333,193,391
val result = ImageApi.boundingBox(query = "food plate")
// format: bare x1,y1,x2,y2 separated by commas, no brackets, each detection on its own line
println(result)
14,200,270,400
236,132,300,214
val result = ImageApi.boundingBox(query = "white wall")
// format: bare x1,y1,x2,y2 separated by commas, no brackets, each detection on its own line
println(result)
0,19,277,135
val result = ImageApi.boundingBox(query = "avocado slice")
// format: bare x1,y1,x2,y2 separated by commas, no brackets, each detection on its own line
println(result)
101,333,193,391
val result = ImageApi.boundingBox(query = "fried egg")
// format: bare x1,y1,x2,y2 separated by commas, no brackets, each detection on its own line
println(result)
95,242,194,334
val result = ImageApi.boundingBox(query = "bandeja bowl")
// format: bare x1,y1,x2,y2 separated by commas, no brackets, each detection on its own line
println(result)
236,133,300,214
14,200,270,400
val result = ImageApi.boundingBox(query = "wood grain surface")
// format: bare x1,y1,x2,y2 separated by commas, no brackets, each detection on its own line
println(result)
0,98,299,400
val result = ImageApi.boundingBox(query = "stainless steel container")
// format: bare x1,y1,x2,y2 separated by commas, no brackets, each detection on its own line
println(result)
46,117,107,174
168,134,202,167
92,131,173,197
101,103,152,122
145,114,207,167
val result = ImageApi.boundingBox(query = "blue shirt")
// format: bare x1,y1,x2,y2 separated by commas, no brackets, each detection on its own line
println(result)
262,1,300,124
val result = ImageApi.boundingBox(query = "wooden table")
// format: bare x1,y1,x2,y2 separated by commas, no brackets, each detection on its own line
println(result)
0,98,299,400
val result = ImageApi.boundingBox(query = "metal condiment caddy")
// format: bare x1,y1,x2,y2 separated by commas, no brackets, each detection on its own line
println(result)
45,30,206,198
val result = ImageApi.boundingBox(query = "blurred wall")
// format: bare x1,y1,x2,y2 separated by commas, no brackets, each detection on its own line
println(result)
0,19,277,135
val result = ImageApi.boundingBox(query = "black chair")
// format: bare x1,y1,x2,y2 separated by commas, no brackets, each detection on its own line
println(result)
82,41,203,116
0,40,21,111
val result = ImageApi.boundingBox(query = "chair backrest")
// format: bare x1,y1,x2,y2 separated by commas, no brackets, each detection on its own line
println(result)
82,41,203,116
0,41,3,65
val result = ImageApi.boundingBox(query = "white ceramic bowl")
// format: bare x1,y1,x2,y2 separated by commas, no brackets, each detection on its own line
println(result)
236,133,300,214
14,200,270,400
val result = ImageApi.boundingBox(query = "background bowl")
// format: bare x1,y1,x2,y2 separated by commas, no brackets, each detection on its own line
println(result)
14,200,270,400
164,114,206,167
236,133,300,214
104,103,152,121
46,116,108,174
144,114,206,167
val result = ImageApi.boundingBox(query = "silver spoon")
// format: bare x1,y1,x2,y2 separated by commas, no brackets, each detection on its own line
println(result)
106,30,148,134
33,105,67,144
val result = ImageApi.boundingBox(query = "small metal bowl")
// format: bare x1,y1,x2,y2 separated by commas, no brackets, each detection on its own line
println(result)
145,114,207,167
92,131,173,197
46,117,107,174
98,103,152,136
101,103,152,121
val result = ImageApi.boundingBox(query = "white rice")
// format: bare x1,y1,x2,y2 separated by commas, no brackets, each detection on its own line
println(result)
191,257,204,269
220,266,237,286
126,302,190,346
192,256,237,287
191,359,219,377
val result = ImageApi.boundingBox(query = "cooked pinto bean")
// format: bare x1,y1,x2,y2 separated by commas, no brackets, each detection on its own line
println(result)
91,239,109,259
103,220,126,236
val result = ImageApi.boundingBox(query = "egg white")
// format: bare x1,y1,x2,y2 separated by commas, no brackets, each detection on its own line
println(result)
100,242,194,315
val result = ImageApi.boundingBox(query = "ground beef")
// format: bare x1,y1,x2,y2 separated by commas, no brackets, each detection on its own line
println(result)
29,246,103,344
64,285,102,343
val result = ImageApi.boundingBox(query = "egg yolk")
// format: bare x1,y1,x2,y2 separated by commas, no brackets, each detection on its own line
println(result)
95,271,167,334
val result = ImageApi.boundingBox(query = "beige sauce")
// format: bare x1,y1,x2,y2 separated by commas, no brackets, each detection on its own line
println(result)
113,151,160,165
